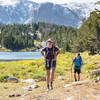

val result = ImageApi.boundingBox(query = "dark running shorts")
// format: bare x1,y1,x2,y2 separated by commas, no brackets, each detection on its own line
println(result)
44,59,56,70
74,68,81,74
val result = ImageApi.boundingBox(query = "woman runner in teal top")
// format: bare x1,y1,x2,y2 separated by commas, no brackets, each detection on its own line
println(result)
72,53,82,81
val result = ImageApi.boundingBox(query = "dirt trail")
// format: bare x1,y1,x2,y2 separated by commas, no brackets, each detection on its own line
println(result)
32,82,100,100
0,72,100,100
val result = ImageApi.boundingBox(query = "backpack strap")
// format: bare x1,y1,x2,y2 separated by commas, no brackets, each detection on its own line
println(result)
45,47,49,57
74,57,81,64
74,57,76,62
45,46,56,59
53,46,56,57
79,56,82,65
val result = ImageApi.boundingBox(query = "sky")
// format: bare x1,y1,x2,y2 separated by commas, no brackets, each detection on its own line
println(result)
0,0,99,5
32,0,99,4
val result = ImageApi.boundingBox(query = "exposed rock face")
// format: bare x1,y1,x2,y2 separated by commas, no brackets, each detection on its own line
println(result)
0,0,100,28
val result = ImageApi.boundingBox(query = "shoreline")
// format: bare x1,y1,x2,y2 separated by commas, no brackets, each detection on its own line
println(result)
0,58,42,62
0,47,41,52
0,51,42,62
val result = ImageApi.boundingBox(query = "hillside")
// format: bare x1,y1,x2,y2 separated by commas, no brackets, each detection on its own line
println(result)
0,0,100,27
0,52,100,100
0,10,99,53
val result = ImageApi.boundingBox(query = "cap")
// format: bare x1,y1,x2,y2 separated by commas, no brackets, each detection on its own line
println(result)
77,53,80,56
47,39,54,43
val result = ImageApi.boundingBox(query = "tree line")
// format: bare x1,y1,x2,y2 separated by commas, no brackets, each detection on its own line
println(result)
0,10,100,54
71,10,100,54
0,22,77,51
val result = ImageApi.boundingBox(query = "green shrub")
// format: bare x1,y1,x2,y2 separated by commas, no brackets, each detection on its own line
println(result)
0,74,9,82
84,63,97,70
90,73,100,79
13,72,20,78
3,86,8,89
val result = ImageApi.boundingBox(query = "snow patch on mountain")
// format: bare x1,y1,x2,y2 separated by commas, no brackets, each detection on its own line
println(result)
0,0,19,6
0,0,100,28
61,2,100,18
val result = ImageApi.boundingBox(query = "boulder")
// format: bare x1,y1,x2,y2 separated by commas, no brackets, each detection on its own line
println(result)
21,79,36,83
90,69,100,75
7,77,18,83
16,94,21,97
28,87,32,91
23,85,39,90
92,77,100,83
9,93,15,97
64,80,89,88
58,76,64,80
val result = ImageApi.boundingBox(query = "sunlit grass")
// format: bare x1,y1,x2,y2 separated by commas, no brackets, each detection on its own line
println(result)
0,52,100,82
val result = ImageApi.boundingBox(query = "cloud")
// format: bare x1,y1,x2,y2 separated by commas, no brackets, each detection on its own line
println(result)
32,0,99,4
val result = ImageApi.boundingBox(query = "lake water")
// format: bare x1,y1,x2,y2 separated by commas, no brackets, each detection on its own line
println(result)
0,52,43,61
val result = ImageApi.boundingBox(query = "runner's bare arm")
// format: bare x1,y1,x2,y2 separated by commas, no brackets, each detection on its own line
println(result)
56,49,60,56
40,49,45,58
